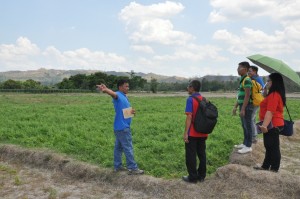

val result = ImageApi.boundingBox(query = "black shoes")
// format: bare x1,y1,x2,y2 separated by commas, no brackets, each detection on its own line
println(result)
253,166,268,171
182,176,197,183
270,169,278,173
253,166,278,173
198,178,205,182
253,166,278,172
182,176,205,183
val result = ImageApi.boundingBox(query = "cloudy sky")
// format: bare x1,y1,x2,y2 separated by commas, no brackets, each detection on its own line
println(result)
1,0,300,78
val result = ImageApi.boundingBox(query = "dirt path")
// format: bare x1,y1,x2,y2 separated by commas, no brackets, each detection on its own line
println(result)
0,162,150,199
1,121,300,199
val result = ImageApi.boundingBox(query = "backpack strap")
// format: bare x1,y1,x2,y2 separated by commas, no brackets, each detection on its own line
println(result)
191,95,206,103
241,75,251,88
241,76,253,101
240,75,247,85
250,79,261,101
253,79,262,92
191,95,205,123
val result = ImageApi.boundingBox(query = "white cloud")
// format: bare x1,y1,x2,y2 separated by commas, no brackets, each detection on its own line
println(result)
281,20,300,48
130,45,154,54
154,44,227,62
119,1,194,45
43,46,64,66
209,10,228,23
210,1,300,58
209,0,277,23
0,37,40,59
129,18,195,45
54,47,126,69
61,48,125,67
209,0,300,23
213,28,295,55
117,1,227,76
119,1,184,22
0,37,40,70
0,37,126,72
272,1,300,20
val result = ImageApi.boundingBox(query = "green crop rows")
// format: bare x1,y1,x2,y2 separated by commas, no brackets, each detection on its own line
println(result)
0,93,299,178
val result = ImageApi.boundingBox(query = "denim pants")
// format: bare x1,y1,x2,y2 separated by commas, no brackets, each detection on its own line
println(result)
251,106,259,140
114,128,138,170
239,104,254,147
185,137,207,181
262,127,281,171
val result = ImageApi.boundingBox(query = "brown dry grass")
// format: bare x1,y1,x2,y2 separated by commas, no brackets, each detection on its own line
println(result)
1,121,300,199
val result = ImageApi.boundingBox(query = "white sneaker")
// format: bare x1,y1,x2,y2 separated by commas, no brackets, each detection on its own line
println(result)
238,147,252,154
234,144,246,149
128,168,144,175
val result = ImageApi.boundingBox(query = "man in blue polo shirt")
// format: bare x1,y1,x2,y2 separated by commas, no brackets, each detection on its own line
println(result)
97,79,144,175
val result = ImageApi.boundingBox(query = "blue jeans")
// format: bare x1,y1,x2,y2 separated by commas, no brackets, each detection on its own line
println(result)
239,104,254,147
114,128,138,170
251,106,259,140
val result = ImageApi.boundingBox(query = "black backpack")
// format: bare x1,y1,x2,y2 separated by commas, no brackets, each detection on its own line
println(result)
192,96,218,134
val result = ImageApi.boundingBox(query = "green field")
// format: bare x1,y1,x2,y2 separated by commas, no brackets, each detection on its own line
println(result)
0,93,299,178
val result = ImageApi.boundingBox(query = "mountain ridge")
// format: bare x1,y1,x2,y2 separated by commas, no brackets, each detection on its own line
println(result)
0,68,240,85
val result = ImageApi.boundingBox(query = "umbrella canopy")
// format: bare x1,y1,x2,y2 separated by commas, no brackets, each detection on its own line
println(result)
247,54,300,86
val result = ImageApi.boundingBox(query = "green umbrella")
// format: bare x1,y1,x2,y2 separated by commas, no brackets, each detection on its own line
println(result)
247,54,300,86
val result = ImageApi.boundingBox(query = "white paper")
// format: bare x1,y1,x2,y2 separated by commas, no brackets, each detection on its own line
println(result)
123,107,134,119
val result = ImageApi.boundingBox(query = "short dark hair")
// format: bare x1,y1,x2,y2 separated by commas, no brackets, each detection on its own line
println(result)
188,80,201,92
239,61,250,70
117,79,129,88
250,65,258,73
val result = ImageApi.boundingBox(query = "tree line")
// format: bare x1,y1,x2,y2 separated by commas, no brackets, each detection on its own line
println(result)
0,71,299,93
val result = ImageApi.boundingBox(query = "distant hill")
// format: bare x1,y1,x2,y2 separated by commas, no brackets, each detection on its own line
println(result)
0,68,246,86
0,68,99,85
1,68,299,91
200,75,240,82
104,71,189,83
0,68,191,85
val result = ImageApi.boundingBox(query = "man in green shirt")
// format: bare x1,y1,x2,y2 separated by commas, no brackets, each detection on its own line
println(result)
232,61,254,154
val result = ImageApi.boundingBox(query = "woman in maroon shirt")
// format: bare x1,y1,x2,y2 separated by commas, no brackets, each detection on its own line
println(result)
254,73,285,172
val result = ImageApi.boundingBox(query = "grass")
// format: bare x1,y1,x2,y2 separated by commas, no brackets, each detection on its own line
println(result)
0,163,17,175
0,93,299,178
0,163,21,188
44,187,57,199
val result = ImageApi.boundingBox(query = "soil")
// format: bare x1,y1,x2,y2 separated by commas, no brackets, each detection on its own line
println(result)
1,120,300,199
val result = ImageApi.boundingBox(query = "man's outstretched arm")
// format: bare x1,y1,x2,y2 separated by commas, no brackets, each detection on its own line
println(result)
96,84,117,99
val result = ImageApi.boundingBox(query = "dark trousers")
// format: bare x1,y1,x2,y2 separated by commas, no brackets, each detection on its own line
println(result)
185,137,207,180
262,128,281,171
